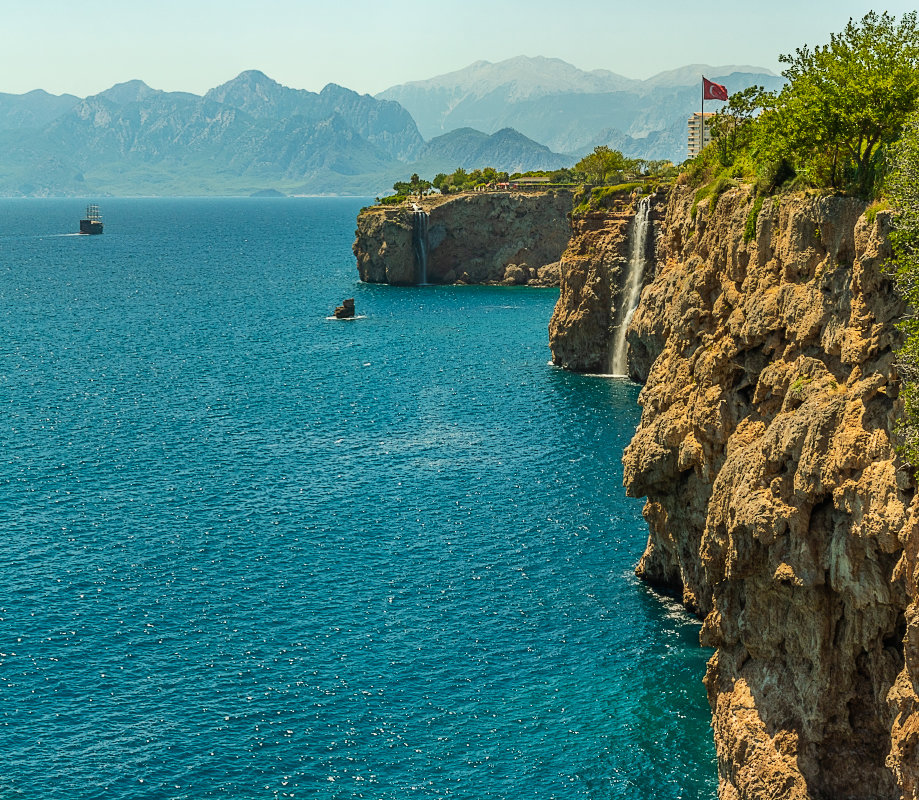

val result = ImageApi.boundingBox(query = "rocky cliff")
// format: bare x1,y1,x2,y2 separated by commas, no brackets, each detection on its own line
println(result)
548,191,663,373
353,191,572,286
606,183,919,799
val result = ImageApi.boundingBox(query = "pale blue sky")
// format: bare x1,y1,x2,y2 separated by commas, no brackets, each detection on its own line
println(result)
3,0,915,97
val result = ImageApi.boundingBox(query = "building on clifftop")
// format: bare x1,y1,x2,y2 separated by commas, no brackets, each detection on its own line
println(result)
687,111,715,157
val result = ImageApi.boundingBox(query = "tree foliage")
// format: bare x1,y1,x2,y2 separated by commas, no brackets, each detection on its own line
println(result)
710,86,763,165
380,151,668,205
759,11,919,194
700,12,919,198
393,173,432,198
433,166,512,193
888,112,919,463
574,146,640,185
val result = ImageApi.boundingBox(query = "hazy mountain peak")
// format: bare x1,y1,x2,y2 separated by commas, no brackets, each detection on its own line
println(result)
640,63,777,88
207,70,287,99
0,88,81,132
203,71,313,119
418,124,570,173
377,55,783,157
320,83,359,99
228,69,281,89
96,79,160,105
22,88,76,100
379,55,638,102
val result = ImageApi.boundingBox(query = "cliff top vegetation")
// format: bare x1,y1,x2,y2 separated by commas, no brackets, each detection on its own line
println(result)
691,11,919,469
376,149,677,207
689,11,919,202
888,112,919,465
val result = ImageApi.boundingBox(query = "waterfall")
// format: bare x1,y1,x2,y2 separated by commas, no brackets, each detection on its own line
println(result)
412,204,430,285
609,195,652,377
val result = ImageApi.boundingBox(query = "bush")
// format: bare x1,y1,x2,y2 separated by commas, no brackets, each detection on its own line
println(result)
709,175,734,211
865,199,889,226
571,183,647,216
754,158,796,196
744,196,765,242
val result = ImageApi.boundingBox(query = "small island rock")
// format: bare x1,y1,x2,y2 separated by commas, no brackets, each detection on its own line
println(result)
334,298,356,319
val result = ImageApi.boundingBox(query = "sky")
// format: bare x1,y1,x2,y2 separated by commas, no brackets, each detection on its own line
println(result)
3,0,916,97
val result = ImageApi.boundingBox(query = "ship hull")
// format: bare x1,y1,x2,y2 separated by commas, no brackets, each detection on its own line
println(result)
79,220,103,235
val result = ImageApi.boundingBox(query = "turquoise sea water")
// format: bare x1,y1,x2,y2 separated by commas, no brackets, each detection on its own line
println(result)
0,198,716,799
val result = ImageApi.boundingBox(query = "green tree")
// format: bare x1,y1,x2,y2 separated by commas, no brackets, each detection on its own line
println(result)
550,168,574,184
755,11,919,194
407,173,431,197
643,160,678,179
711,85,764,165
574,146,638,185
390,173,433,200
451,167,468,190
481,167,499,184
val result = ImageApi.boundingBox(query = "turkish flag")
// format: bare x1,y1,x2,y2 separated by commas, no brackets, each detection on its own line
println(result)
703,77,729,101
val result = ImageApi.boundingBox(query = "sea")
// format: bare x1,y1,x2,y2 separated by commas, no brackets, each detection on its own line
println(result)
0,198,717,800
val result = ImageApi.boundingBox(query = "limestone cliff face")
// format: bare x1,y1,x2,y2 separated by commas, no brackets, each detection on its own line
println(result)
620,183,919,799
548,193,662,374
352,207,416,285
353,191,572,286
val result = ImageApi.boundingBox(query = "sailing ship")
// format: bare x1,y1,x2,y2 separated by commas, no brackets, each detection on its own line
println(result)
79,204,103,235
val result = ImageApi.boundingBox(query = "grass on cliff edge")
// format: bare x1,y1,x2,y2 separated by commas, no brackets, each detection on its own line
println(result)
682,144,795,210
570,182,663,217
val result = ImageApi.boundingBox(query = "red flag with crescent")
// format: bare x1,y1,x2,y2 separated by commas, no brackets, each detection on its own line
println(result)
703,77,728,101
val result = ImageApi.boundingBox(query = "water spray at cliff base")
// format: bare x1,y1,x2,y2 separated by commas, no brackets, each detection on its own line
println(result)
607,195,652,378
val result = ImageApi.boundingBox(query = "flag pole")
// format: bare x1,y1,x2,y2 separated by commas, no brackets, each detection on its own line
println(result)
700,76,704,159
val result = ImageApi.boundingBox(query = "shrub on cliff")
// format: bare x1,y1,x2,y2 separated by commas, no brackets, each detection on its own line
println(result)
571,183,647,217
433,167,511,193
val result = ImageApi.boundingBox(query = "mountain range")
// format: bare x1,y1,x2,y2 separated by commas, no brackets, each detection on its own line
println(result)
0,58,780,196
378,56,783,155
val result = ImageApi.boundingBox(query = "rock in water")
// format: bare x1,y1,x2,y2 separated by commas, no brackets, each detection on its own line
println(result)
334,298,355,319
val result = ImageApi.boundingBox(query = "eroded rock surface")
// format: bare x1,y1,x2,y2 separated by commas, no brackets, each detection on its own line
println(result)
621,183,919,799
548,193,662,374
353,191,572,286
